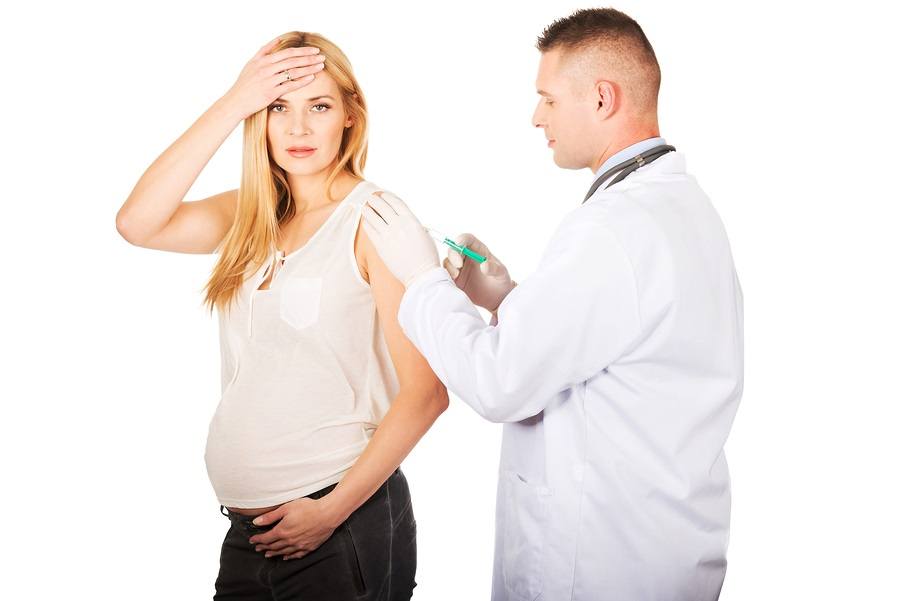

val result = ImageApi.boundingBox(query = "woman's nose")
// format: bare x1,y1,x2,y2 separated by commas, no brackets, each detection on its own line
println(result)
290,115,311,135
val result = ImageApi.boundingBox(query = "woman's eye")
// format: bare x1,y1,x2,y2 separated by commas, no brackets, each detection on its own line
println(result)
311,104,330,113
269,104,286,113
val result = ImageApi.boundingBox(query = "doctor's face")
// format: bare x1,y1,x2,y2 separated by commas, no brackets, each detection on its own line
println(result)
266,71,353,176
532,49,598,170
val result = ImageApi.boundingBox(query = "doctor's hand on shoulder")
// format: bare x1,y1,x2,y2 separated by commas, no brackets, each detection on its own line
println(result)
362,192,517,313
443,233,516,313
361,191,440,287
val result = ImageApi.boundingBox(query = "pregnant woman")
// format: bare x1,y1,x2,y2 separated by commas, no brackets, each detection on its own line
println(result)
115,32,448,600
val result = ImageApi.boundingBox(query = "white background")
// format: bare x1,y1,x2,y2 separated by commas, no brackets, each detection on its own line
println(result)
2,0,898,599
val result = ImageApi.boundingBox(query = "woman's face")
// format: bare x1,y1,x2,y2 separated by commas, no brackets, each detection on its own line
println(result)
266,69,352,177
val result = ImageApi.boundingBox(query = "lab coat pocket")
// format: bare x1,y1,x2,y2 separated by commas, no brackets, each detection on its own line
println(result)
280,276,322,330
500,470,551,601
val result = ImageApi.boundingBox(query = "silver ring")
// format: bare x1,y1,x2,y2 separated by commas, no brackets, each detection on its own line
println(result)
285,69,292,82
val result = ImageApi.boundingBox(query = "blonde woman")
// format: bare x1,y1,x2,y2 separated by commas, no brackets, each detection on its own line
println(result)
116,32,447,600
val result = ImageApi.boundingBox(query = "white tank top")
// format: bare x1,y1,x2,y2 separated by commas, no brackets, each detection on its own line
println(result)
204,180,399,508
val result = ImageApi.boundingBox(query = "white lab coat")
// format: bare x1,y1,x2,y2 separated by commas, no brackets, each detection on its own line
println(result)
397,152,743,601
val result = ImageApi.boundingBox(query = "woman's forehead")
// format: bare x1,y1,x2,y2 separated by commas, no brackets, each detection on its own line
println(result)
280,71,341,103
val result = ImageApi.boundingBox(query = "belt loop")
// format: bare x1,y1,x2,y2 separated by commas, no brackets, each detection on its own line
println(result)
220,504,229,517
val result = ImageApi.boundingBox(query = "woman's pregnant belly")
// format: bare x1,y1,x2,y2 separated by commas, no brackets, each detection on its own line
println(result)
204,367,372,509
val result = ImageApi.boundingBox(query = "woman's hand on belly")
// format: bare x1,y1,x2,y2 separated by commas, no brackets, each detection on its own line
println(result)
247,496,343,560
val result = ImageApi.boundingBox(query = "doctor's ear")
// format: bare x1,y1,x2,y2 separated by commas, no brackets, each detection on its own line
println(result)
595,81,616,116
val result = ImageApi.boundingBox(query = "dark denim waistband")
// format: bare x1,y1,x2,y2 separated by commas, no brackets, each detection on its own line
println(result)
218,469,404,526
219,481,340,523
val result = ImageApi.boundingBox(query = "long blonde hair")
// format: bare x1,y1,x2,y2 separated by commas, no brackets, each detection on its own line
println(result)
201,31,368,315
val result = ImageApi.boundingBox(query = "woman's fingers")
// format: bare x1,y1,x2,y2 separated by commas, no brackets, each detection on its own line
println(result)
267,61,325,86
265,54,326,78
271,74,317,92
263,45,321,65
261,539,295,553
225,43,325,120
248,527,282,546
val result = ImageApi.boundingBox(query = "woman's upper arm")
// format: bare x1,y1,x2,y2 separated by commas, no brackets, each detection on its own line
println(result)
136,189,238,254
357,222,446,396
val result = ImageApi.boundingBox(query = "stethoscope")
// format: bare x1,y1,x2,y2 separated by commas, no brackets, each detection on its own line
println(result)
582,144,676,204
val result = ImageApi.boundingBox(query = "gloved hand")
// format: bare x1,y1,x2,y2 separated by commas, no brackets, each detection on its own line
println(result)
442,233,516,313
361,191,440,288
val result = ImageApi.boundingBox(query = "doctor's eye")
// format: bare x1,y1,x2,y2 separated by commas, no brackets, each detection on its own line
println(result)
311,103,331,113
269,103,286,113
545,99,555,107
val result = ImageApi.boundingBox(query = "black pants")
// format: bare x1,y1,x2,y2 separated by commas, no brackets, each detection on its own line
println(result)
214,469,417,600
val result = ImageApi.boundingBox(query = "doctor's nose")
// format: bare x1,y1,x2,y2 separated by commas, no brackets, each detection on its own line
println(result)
531,105,545,129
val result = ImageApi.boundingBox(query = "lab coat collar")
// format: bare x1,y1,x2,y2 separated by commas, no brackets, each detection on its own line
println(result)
590,136,667,188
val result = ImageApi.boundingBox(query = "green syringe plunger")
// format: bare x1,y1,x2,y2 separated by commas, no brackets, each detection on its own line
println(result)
426,228,487,263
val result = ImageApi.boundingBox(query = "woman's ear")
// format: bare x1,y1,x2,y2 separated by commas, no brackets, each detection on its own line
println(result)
347,93,359,127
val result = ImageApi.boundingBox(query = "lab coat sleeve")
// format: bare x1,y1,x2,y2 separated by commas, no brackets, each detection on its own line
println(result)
397,218,643,423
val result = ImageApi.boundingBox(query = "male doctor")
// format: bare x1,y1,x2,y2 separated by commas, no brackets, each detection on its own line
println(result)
362,8,743,601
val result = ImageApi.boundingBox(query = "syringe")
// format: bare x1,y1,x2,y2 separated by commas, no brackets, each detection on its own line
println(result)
426,228,487,263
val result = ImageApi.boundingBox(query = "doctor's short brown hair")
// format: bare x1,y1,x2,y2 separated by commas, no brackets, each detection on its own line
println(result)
537,8,661,112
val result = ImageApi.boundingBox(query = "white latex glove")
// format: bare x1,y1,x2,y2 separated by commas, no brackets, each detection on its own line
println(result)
442,233,516,313
361,191,440,288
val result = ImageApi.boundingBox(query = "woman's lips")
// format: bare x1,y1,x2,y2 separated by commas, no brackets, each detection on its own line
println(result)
287,147,316,158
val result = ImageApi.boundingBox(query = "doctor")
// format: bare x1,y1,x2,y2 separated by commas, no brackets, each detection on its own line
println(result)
362,8,743,601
